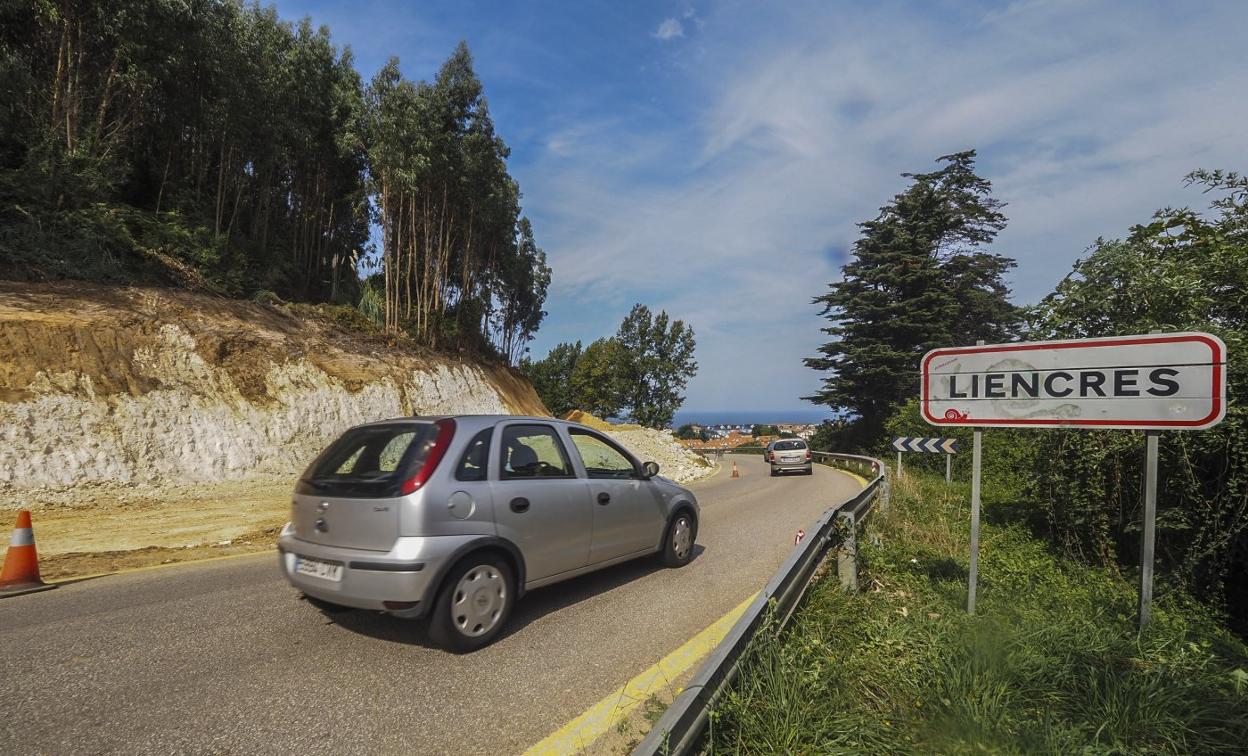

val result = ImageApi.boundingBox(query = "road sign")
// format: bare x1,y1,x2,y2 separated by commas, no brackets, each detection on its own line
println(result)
921,332,1227,430
892,437,958,453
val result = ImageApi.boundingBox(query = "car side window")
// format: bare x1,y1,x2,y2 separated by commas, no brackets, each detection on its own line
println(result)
455,428,493,482
499,425,574,480
568,429,637,479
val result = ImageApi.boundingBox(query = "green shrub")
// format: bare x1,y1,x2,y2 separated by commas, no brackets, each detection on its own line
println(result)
710,471,1248,754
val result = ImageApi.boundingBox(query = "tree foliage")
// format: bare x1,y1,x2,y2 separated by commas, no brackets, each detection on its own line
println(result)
570,337,630,419
805,151,1018,448
523,304,698,428
519,340,581,418
0,2,548,360
1020,170,1248,632
363,45,550,355
616,303,698,429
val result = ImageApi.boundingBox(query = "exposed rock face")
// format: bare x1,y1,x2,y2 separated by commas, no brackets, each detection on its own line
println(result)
0,283,547,503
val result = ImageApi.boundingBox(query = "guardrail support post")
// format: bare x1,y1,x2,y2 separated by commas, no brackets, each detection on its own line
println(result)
837,512,858,591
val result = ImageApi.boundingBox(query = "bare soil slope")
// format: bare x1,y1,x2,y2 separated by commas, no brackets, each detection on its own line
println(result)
0,281,547,577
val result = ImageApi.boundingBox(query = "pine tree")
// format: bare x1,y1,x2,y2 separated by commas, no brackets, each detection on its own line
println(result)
805,151,1017,448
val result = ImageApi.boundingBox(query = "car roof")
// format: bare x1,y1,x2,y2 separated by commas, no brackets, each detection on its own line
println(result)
351,415,604,434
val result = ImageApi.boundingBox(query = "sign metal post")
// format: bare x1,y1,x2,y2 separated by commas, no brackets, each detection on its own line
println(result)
946,454,952,484
1138,430,1159,627
967,338,984,615
968,427,982,614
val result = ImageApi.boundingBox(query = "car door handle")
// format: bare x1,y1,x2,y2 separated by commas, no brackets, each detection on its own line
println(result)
510,497,530,513
597,492,610,505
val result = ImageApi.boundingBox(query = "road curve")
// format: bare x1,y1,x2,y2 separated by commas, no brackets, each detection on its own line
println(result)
0,456,862,754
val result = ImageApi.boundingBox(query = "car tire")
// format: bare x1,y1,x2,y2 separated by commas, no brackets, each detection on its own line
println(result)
427,555,514,653
661,510,698,568
805,467,814,475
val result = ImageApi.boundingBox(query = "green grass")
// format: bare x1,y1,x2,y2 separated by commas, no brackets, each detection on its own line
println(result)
708,471,1248,754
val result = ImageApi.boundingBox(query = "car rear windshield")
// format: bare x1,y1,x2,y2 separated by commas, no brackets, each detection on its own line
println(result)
297,422,436,498
773,440,807,451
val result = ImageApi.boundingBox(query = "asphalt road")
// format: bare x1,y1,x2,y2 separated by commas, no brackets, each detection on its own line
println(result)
0,456,862,755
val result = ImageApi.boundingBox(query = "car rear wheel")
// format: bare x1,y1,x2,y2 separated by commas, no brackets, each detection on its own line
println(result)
661,511,697,567
428,555,514,653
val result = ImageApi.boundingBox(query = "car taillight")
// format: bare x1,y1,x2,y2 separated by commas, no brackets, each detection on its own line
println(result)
805,449,812,460
400,418,456,495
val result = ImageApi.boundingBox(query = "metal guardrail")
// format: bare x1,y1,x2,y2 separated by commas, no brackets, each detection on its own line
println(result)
634,452,886,755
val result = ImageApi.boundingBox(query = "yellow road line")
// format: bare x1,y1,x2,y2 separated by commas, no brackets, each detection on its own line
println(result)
46,549,271,585
523,591,759,756
832,467,871,489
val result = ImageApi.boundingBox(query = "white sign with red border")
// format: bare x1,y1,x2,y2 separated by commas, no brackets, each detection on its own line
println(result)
921,333,1227,430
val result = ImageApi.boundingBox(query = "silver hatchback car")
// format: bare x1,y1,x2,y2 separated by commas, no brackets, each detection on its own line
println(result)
766,438,813,476
278,415,699,651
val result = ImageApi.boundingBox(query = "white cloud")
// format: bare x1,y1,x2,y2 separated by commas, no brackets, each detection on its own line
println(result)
654,18,684,41
527,0,1248,410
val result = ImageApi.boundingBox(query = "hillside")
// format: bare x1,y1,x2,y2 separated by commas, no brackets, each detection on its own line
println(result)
0,282,548,577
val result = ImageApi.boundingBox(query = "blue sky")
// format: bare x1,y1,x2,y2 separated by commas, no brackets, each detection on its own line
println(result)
274,0,1247,412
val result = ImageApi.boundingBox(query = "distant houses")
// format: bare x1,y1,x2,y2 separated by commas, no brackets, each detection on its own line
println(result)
676,422,820,450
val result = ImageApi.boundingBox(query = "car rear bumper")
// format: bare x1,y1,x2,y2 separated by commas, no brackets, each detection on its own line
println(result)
771,461,813,473
276,525,483,616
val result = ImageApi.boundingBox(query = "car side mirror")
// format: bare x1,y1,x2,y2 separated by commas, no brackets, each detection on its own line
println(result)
642,461,660,479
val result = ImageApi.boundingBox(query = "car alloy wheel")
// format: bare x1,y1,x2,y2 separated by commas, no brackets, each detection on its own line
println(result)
671,515,693,561
450,564,508,638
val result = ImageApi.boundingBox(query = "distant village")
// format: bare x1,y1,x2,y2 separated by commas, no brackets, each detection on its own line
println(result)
675,422,820,451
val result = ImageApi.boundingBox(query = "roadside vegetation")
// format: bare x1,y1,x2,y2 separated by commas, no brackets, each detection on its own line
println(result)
709,469,1248,754
0,1,549,359
806,154,1248,635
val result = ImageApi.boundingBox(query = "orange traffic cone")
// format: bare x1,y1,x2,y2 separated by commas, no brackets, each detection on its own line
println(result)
731,460,740,479
1,510,56,597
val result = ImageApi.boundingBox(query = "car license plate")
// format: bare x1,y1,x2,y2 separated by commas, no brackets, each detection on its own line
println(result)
783,456,800,463
295,556,343,582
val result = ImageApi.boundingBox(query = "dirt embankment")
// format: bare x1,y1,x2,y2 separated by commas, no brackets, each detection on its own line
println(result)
0,281,548,578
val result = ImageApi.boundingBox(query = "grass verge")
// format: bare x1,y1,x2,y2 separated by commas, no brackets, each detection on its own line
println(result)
708,470,1248,754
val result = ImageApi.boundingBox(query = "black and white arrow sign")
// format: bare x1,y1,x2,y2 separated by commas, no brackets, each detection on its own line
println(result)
892,437,958,454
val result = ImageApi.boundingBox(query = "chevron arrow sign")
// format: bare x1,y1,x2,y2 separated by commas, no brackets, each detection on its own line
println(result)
892,437,958,454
